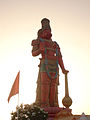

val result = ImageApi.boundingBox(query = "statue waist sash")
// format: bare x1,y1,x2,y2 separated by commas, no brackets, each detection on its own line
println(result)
40,59,58,73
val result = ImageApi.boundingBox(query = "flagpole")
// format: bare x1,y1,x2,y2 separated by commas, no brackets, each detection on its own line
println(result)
18,71,20,107
17,93,19,120
17,71,20,120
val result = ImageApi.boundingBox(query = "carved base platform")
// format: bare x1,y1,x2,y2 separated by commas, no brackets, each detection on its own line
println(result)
43,107,72,120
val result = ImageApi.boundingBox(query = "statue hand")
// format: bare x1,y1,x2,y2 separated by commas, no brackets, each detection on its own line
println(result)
40,42,45,52
62,69,69,74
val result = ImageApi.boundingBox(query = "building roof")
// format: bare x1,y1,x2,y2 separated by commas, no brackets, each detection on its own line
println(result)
54,115,90,120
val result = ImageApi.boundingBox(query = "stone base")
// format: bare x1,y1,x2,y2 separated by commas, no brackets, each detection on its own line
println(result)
43,107,72,120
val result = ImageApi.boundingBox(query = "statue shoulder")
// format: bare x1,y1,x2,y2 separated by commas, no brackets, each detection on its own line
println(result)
53,41,60,49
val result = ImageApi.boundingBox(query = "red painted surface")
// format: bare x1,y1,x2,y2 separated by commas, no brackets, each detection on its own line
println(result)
31,19,69,108
44,107,72,120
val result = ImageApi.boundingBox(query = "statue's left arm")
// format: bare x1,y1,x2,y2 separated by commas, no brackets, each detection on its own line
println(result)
57,45,69,74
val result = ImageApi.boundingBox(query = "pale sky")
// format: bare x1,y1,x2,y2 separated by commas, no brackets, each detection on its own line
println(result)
0,0,90,120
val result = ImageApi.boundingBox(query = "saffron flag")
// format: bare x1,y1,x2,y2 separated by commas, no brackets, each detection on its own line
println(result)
8,71,20,103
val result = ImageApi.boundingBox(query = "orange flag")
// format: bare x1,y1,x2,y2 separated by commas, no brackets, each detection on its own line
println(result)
8,71,20,103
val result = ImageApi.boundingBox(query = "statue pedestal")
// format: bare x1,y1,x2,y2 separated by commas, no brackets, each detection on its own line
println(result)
43,107,72,120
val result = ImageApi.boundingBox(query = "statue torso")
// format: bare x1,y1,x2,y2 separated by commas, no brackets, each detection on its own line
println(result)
40,38,59,60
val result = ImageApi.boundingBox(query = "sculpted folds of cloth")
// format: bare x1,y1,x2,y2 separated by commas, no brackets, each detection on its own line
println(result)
31,18,69,107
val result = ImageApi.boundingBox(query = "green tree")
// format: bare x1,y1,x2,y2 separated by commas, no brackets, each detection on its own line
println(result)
11,104,48,120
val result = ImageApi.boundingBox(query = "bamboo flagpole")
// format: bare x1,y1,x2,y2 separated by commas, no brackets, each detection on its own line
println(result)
17,93,20,120
17,73,20,120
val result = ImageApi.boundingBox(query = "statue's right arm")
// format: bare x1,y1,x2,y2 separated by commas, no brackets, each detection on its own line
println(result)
31,39,41,56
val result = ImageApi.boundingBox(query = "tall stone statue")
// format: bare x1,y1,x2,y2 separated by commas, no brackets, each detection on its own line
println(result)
31,18,69,108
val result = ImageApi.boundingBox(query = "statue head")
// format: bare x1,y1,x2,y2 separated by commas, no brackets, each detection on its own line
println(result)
37,18,52,39
41,18,51,31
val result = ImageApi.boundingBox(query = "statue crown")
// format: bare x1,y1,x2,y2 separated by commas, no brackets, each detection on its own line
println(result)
41,18,50,24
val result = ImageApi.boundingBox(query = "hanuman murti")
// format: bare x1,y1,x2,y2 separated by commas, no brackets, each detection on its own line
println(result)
31,18,69,108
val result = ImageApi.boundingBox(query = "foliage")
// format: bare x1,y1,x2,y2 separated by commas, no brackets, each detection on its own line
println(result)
11,104,48,120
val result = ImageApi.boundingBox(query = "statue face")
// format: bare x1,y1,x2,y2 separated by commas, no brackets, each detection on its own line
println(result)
42,21,49,28
40,29,52,39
